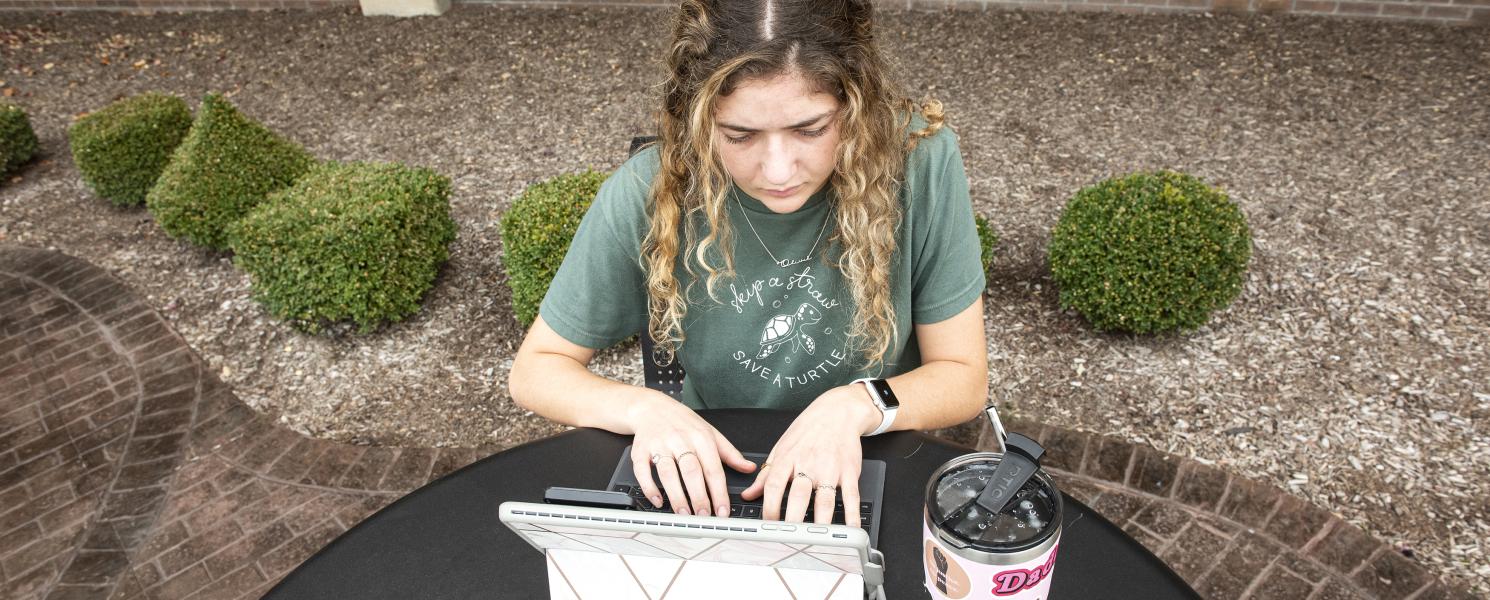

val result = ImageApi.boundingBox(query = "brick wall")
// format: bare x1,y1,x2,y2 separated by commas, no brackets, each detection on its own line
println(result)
0,0,1485,25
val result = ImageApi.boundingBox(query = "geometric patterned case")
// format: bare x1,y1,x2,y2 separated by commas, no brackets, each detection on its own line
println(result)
502,502,880,599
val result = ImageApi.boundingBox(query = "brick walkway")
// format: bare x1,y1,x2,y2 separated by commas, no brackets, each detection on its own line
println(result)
1,246,487,599
0,244,1473,599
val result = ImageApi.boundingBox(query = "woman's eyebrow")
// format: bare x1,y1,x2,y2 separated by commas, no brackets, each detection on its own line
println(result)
718,110,835,133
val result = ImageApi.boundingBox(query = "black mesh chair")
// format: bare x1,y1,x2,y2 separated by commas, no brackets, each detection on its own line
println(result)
628,136,686,400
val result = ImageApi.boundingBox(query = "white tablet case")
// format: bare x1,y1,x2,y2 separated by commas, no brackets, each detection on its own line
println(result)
500,502,886,600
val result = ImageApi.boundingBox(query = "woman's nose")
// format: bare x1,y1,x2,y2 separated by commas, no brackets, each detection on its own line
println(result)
761,137,795,187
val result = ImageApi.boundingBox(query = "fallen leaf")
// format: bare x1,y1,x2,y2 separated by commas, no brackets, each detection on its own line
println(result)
2,88,15,97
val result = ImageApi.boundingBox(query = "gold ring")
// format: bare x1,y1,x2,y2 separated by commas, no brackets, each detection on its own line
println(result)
676,451,698,461
760,462,771,470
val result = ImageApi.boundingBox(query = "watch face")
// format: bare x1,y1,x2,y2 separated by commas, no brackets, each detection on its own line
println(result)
870,379,899,409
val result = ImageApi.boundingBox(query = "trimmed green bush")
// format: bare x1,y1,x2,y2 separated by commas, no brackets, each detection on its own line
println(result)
1,103,40,175
227,161,457,334
68,92,192,206
500,170,608,326
1048,170,1251,334
974,214,998,274
147,93,314,250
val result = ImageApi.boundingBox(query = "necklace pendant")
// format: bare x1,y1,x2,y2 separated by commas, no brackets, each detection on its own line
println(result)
777,258,808,268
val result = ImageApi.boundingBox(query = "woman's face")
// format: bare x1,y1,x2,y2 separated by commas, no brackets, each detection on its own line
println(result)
712,71,841,214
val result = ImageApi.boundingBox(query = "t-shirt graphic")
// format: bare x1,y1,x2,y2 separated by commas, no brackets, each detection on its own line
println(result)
726,263,850,395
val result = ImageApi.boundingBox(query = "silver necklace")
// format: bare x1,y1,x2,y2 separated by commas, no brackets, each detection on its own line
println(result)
734,195,832,269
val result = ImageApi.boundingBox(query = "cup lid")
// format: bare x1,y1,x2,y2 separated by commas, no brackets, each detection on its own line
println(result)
929,459,1061,551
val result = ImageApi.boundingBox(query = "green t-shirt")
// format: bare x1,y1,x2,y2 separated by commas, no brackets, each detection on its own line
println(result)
538,116,984,411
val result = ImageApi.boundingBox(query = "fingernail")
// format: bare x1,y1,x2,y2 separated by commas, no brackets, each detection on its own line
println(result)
718,505,729,516
650,495,662,507
699,507,711,516
678,507,691,515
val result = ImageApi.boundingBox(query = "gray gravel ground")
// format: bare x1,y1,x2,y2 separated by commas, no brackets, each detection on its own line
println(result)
1,5,1486,593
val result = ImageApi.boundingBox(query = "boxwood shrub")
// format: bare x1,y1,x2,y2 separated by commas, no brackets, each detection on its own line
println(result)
1,103,39,176
500,170,608,326
68,92,192,206
227,161,457,334
1048,170,1251,334
974,213,998,274
147,93,314,250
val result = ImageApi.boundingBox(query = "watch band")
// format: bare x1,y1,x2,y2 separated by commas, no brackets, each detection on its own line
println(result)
855,378,899,436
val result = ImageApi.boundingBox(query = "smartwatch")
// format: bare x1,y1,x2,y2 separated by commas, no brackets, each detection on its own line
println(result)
854,377,900,436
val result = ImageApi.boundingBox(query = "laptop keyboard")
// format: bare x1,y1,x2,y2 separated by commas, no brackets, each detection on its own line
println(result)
610,484,874,531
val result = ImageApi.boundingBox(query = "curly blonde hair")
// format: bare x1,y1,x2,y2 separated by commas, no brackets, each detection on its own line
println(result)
644,0,945,372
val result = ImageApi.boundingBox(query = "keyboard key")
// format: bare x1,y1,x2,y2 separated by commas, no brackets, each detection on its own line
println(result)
730,505,743,517
742,505,761,518
612,484,632,494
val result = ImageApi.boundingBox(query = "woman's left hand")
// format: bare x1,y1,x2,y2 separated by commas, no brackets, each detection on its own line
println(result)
740,384,880,526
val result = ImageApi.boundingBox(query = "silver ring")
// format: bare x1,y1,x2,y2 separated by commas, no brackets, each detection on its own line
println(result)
650,453,664,465
676,451,697,461
817,483,836,491
795,471,812,481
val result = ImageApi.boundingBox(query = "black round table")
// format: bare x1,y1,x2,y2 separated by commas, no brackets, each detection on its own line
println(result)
267,409,1199,599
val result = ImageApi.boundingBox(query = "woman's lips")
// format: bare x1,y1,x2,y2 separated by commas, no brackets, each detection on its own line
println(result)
763,185,801,198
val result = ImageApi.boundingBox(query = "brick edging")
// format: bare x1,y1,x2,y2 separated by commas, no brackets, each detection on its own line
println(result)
978,416,1477,598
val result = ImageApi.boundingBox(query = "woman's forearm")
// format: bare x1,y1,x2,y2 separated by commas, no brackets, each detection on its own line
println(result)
508,349,654,435
881,358,988,432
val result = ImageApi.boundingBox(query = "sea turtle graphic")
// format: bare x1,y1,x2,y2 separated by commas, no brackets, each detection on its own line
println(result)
756,303,824,359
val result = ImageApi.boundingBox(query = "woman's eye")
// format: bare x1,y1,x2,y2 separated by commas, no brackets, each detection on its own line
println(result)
725,134,752,144
800,127,827,138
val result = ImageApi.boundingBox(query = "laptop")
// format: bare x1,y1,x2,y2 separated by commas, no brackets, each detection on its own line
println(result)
607,445,886,548
499,501,886,599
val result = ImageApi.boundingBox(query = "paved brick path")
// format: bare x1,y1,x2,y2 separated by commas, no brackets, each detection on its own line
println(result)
0,244,1473,599
1,246,486,599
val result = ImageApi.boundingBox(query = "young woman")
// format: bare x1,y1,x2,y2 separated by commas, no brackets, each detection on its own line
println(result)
509,0,987,528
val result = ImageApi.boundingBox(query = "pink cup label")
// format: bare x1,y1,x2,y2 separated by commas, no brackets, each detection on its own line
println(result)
923,521,1060,600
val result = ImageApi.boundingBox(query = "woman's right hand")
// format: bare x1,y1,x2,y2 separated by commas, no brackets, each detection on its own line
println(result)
625,391,758,518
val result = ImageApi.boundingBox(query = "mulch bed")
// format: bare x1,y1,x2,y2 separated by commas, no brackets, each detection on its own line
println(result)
1,5,1485,593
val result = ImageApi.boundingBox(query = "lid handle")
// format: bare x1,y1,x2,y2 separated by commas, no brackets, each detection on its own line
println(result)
938,432,1047,527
